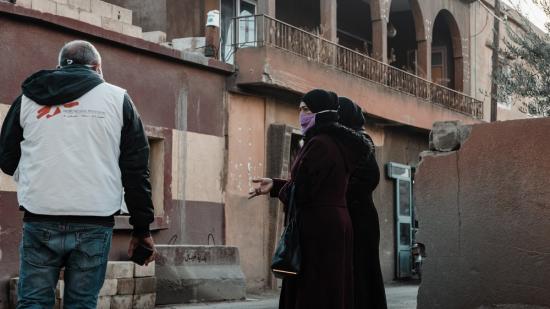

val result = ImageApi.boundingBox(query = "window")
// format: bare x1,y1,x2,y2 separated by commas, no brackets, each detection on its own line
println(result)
432,47,448,87
238,0,257,47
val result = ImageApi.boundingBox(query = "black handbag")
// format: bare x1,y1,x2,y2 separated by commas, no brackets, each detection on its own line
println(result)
271,184,301,279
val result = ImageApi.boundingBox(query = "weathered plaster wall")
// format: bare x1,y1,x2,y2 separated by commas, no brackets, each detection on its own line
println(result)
416,119,550,308
0,6,230,307
225,93,299,291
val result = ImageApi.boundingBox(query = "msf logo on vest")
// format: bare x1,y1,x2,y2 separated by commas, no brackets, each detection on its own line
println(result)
36,101,80,119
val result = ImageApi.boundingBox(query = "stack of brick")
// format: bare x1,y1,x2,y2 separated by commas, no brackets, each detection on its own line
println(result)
14,0,143,38
9,261,156,309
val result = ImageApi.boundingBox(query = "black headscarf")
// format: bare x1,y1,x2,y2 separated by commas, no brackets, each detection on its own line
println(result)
302,89,339,113
338,97,365,131
302,89,339,125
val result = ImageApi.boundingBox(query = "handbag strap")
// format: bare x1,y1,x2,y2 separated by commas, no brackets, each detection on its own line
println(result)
285,184,297,226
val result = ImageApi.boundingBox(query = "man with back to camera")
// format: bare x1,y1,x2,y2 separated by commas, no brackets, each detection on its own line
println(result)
0,40,156,308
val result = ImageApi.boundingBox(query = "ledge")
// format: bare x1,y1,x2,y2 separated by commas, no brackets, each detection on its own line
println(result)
0,1,234,74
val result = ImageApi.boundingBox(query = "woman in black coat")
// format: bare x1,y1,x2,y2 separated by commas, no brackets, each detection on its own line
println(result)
250,90,372,309
338,97,388,309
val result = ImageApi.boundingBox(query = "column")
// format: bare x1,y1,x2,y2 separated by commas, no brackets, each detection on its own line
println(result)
320,0,337,41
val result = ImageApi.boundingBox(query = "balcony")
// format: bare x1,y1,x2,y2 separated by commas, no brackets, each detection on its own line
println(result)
228,15,484,129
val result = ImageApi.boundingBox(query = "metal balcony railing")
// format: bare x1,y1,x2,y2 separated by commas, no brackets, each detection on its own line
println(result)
229,14,484,120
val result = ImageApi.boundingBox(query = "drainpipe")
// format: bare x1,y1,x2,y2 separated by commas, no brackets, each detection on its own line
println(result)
490,0,501,122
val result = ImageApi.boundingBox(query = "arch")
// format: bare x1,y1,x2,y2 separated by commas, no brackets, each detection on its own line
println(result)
432,9,463,91
385,0,427,76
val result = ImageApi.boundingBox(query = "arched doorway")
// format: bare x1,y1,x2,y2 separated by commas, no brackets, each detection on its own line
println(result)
432,10,463,91
382,0,427,77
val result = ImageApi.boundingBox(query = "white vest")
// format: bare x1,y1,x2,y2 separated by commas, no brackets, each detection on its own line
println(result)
16,83,125,216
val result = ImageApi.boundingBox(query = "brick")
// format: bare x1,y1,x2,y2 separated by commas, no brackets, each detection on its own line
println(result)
91,0,112,18
122,24,141,38
142,31,166,44
110,295,133,309
56,3,79,19
105,262,134,279
116,278,135,295
134,277,156,294
32,0,56,14
132,293,155,309
79,10,101,27
101,17,123,32
97,296,111,309
15,0,32,9
68,0,90,11
111,4,131,24
134,263,155,278
99,279,117,296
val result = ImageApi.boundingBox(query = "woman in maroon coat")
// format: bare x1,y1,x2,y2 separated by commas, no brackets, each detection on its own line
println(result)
250,89,372,309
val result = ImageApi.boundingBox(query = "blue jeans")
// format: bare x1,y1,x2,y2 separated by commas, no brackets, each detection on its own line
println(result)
17,222,113,309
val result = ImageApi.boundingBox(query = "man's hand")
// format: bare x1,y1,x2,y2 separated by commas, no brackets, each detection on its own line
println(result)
248,177,274,199
128,235,157,266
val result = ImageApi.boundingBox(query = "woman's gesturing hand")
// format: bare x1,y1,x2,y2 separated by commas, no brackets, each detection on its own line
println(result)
248,177,274,199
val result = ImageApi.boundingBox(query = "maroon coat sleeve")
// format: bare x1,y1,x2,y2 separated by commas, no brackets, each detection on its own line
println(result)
270,178,288,198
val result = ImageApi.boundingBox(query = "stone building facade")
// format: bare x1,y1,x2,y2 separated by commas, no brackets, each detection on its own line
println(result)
0,0,537,305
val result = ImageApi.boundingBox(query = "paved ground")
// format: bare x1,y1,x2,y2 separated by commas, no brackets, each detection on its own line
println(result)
157,281,420,309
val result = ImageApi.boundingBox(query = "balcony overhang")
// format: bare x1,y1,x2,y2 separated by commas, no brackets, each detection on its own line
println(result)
234,46,483,131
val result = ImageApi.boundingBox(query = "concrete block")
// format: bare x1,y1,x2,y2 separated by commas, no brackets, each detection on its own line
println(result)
132,293,155,309
9,278,18,309
105,261,134,279
110,295,133,309
56,3,79,19
52,0,67,4
116,278,135,295
32,0,56,14
155,246,246,305
122,24,142,38
172,37,205,54
97,296,111,309
142,31,167,44
134,263,155,278
101,17,123,32
99,279,118,296
111,4,131,24
79,10,101,27
15,0,32,8
67,0,90,11
91,0,112,18
134,277,156,294
429,121,471,152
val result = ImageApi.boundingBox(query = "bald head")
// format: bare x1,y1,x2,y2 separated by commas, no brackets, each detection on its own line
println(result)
58,40,102,67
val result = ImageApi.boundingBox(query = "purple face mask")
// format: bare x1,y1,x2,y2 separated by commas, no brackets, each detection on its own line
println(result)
300,112,316,134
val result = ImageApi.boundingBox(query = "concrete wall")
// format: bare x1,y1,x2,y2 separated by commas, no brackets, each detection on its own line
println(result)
416,119,550,308
0,5,231,308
